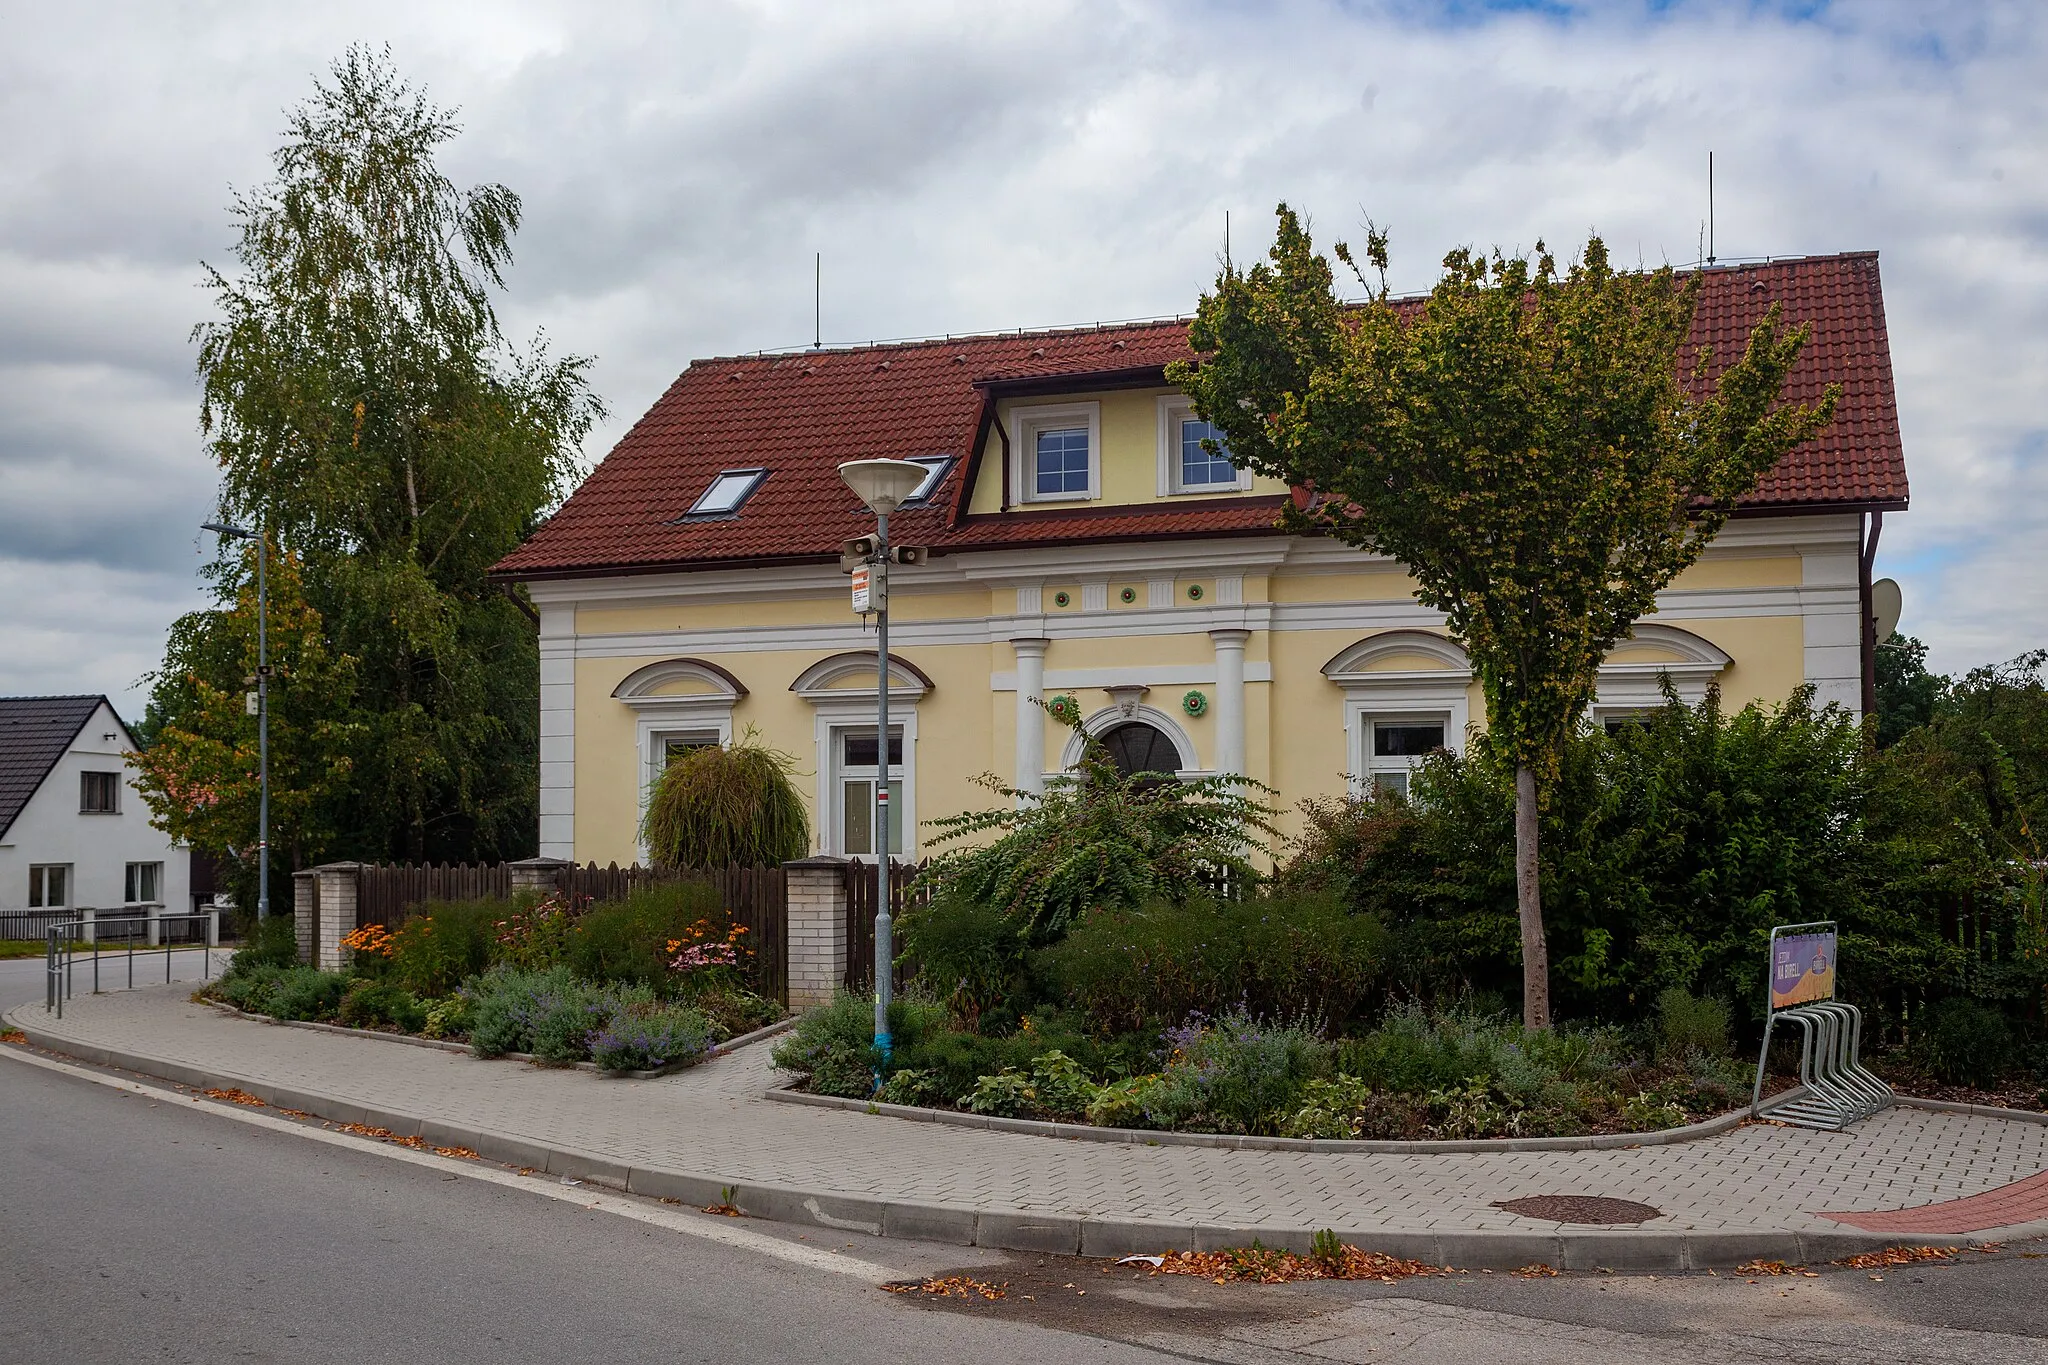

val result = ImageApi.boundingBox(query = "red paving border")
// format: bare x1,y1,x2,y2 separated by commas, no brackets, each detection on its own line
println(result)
1824,1169,2048,1233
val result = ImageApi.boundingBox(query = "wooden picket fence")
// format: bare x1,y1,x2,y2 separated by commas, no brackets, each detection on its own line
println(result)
842,859,929,992
355,862,513,930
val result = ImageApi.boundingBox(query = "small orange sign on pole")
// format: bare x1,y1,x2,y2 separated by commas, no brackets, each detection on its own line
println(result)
850,564,871,613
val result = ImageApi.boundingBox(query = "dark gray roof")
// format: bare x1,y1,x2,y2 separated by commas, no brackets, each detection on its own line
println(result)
0,696,115,841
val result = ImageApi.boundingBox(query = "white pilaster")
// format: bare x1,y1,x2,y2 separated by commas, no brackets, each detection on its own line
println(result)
1211,628,1250,776
537,601,577,860
1012,637,1050,796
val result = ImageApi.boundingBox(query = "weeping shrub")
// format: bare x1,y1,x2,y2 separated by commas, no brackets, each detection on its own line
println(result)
640,732,810,869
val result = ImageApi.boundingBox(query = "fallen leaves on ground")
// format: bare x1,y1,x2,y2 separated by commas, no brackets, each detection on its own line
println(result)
1837,1245,1994,1270
1,1029,26,1045
203,1087,269,1108
331,1121,479,1159
1149,1245,1451,1285
1514,1263,1560,1278
702,1203,743,1217
883,1276,1008,1300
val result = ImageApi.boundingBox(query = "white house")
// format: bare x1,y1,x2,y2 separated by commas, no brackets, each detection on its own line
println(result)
0,695,190,934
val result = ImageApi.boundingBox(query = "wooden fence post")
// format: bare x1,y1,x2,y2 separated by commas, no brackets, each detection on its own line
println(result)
783,856,849,1010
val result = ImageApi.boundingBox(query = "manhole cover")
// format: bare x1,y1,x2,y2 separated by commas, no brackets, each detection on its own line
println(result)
1493,1195,1662,1225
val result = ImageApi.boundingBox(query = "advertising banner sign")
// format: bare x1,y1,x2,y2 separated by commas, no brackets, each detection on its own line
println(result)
1770,930,1837,1010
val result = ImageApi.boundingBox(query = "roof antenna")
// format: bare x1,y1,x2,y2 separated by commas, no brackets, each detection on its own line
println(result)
814,252,821,349
1707,152,1716,265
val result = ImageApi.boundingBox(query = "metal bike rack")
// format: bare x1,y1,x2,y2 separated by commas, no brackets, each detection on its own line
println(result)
44,911,221,1019
1749,921,1893,1131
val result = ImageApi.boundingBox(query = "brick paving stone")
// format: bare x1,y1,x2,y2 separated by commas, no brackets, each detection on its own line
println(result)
12,986,2048,1241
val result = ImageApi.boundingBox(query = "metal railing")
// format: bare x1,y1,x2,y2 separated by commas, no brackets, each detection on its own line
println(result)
45,910,222,1018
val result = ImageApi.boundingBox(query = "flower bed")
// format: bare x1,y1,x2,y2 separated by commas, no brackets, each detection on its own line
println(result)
772,995,1758,1141
201,884,784,1074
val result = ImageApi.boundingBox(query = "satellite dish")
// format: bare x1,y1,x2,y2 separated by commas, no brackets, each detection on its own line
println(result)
1871,577,1902,644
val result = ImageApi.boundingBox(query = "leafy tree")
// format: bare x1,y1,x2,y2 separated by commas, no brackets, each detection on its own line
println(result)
1874,632,1943,748
918,710,1278,946
1172,207,1836,1026
168,45,603,867
132,545,364,915
640,734,811,869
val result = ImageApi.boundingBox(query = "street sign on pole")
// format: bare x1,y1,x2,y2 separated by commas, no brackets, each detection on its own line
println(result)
850,564,872,613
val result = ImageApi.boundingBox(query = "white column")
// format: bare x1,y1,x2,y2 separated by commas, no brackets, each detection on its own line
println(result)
1012,637,1050,796
1211,629,1250,776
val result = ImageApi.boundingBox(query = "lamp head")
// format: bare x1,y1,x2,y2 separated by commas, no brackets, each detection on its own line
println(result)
837,459,928,517
202,521,256,540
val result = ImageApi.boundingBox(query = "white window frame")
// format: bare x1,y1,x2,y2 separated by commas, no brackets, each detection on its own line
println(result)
812,703,918,861
900,455,954,506
1322,630,1474,798
28,864,71,909
826,722,908,860
125,861,164,905
1354,713,1453,798
1157,396,1251,496
1011,402,1100,504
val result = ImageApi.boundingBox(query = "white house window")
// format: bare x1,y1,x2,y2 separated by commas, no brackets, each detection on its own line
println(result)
1011,402,1100,503
836,726,904,858
1158,396,1251,495
125,862,163,904
682,468,767,519
28,864,69,908
81,770,119,813
1363,718,1448,797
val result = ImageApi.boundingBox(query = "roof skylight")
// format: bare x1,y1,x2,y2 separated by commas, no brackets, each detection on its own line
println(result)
684,468,767,518
902,455,953,505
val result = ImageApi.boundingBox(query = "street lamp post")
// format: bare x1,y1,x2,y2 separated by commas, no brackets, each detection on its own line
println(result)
835,459,930,1065
204,519,270,921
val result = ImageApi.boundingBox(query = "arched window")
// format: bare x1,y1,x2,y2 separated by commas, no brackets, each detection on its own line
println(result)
1097,722,1184,780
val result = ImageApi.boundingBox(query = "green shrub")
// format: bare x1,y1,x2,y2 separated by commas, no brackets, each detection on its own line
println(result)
567,881,724,991
421,994,472,1039
770,992,951,1099
386,900,504,996
1162,1011,1330,1133
336,978,426,1032
218,963,288,1014
1043,893,1384,1036
1655,987,1731,1062
688,982,784,1041
226,915,299,976
1921,999,2017,1087
918,714,1278,945
466,965,582,1058
1333,1007,1627,1100
640,733,811,869
490,893,576,971
1282,1075,1377,1139
588,1002,714,1072
266,966,351,1021
897,893,1028,1030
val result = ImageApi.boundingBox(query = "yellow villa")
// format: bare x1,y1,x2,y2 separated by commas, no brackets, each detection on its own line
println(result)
493,253,1909,867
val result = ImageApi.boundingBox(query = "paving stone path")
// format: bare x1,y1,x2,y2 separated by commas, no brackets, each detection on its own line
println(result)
12,985,2048,1261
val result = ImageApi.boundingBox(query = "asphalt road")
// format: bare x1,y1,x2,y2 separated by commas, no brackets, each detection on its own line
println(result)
4,1045,2047,1365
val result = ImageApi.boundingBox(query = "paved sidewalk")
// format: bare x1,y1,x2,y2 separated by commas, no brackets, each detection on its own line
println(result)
10,986,2048,1269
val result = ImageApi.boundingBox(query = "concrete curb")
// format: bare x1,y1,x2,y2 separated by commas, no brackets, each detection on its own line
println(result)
193,996,795,1077
5,1000,2039,1272
1897,1094,2048,1125
761,1082,1783,1154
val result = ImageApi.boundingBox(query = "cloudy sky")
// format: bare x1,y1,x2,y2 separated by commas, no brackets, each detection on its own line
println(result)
1,0,2042,715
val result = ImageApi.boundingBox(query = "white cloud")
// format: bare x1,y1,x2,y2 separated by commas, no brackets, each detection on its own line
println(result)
0,0,2042,717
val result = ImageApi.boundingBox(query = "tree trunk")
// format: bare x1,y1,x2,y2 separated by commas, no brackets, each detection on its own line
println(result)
1515,764,1551,1031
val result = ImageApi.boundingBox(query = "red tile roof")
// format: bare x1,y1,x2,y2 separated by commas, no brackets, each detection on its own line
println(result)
496,252,1907,580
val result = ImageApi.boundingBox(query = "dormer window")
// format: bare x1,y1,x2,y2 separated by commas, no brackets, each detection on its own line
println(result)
1158,397,1251,495
1010,402,1100,503
683,468,767,519
901,455,954,505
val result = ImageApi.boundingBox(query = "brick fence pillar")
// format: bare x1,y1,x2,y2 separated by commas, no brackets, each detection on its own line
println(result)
307,862,363,972
783,856,849,1010
292,871,316,963
507,855,572,898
